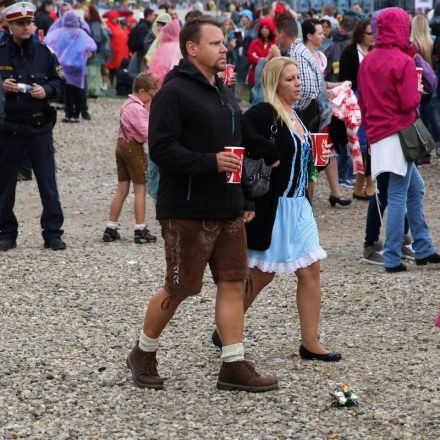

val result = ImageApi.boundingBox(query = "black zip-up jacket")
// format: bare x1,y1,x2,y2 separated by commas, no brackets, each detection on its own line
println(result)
128,18,151,58
34,9,54,36
0,35,64,134
149,59,253,220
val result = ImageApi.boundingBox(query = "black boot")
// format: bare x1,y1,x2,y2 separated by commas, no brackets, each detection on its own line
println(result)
0,239,16,251
44,237,66,250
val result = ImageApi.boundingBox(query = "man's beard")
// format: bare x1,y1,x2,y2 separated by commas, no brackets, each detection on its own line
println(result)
214,60,227,73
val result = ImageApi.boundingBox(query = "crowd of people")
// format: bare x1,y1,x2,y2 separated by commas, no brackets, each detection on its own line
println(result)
1,0,440,392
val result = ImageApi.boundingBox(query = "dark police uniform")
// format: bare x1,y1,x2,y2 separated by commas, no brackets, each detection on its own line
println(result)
0,34,65,245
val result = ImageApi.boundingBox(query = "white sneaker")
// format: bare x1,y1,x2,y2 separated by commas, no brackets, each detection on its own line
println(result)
401,244,415,260
362,241,384,265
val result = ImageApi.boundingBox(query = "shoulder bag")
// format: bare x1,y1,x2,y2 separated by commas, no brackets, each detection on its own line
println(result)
243,121,277,198
398,118,435,162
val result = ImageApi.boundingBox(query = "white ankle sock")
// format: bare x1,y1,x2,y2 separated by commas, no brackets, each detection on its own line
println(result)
138,330,159,352
221,343,244,363
107,221,119,229
134,223,146,230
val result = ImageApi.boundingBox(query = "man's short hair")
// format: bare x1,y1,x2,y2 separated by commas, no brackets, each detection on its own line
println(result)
185,9,203,23
302,19,320,43
322,3,335,16
144,8,154,19
179,15,221,59
133,73,158,93
340,15,356,32
262,4,272,16
275,14,298,38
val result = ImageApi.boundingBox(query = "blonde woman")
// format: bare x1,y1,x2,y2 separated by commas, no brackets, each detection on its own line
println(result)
411,15,433,66
212,57,341,361
411,15,440,164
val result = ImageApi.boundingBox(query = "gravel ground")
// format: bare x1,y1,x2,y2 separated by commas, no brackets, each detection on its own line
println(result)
1,98,440,439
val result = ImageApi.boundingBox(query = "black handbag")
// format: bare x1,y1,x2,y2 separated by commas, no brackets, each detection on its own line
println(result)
398,118,435,162
243,122,277,198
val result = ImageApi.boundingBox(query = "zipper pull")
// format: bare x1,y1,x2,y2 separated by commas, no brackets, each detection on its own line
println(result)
226,103,235,135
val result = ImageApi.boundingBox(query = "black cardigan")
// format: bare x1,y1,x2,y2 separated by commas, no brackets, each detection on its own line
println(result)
242,102,312,251
339,44,360,91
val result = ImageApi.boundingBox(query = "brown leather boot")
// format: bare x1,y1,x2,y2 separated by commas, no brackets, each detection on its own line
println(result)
126,343,164,390
217,360,278,392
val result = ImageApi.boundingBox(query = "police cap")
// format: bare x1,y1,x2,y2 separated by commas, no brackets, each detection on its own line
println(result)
2,2,36,22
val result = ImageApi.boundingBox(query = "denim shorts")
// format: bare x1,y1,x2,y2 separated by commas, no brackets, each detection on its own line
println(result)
160,218,248,299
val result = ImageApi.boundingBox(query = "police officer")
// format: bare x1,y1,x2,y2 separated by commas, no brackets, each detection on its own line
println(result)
0,2,65,251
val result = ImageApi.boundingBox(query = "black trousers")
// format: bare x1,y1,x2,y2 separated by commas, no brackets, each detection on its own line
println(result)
80,77,89,115
18,148,33,179
364,172,409,246
0,129,64,241
64,84,83,118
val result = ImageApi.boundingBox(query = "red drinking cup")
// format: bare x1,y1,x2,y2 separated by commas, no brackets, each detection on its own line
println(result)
224,64,235,86
310,133,330,166
224,146,245,184
416,67,423,83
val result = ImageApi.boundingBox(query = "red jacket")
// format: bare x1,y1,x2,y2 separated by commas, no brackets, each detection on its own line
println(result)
106,11,129,71
247,18,276,87
358,8,420,144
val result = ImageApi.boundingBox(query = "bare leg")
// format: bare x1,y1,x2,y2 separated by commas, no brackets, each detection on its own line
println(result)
143,288,184,338
325,156,345,199
296,262,329,354
133,183,146,225
109,181,130,222
215,281,245,346
244,267,275,312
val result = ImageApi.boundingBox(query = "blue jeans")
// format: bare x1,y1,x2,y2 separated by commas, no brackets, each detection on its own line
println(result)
364,172,409,247
337,144,353,181
384,162,436,267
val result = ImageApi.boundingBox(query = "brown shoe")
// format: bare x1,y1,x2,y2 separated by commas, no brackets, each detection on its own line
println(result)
217,360,278,392
126,343,164,390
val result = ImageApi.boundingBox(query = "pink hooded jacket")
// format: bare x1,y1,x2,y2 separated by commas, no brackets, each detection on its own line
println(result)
358,8,420,144
149,19,181,86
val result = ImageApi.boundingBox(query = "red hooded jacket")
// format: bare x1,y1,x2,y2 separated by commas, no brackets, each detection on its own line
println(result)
247,18,276,87
106,11,129,71
358,8,420,144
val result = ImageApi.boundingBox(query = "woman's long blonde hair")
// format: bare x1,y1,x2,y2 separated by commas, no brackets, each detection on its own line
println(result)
410,15,433,66
261,57,299,130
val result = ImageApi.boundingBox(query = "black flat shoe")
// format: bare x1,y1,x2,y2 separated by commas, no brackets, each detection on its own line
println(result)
212,329,222,351
329,195,352,207
385,263,407,273
415,252,440,266
299,345,342,362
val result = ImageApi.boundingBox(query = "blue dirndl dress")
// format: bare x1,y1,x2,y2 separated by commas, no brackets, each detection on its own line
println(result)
248,120,327,273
